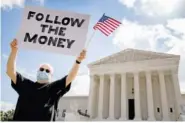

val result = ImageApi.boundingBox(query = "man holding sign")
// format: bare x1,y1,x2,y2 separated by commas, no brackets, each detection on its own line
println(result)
6,6,90,121
6,39,86,121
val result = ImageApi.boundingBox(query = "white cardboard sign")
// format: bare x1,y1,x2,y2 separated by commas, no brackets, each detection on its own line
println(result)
16,6,90,56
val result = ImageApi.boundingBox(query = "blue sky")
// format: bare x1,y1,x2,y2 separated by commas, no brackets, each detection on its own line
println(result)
1,0,185,110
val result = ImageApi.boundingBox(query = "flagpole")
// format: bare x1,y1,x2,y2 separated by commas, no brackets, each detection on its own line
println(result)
84,14,105,50
85,30,96,49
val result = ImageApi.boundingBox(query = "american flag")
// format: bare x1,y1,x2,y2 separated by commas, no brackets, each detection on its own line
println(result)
93,14,121,36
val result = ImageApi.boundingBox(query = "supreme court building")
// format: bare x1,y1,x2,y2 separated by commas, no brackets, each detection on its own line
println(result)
58,49,184,121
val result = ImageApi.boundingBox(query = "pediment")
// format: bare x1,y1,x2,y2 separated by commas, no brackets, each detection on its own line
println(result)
88,48,179,66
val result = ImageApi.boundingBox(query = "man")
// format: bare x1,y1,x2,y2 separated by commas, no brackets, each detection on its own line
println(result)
6,39,86,121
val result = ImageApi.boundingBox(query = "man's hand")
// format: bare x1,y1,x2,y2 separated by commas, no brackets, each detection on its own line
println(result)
77,49,86,62
10,39,18,52
66,49,87,87
7,39,18,84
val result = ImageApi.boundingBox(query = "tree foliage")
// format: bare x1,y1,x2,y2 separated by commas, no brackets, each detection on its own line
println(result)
0,109,15,121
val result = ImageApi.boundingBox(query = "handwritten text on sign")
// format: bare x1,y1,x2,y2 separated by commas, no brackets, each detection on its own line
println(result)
16,6,90,56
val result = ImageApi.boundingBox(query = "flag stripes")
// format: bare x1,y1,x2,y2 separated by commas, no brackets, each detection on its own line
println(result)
93,14,121,36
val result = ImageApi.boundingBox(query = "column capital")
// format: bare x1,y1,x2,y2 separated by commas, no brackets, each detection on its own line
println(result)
109,73,115,78
145,70,152,73
99,74,105,77
170,68,178,74
99,75,104,82
90,74,94,78
121,73,126,79
145,71,152,75
133,72,139,76
158,70,164,74
146,72,152,78
97,73,105,76
158,68,173,73
121,72,127,75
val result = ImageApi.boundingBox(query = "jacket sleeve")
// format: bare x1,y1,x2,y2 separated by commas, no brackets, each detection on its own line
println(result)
11,72,33,95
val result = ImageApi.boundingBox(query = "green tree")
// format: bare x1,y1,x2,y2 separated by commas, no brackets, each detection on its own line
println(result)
0,109,15,121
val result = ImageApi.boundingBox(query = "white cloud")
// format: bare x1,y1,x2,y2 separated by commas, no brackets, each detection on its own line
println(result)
0,101,15,111
166,19,185,94
65,75,90,96
113,19,172,51
17,66,37,81
119,0,136,8
167,18,185,35
119,0,185,16
2,53,37,81
77,65,89,76
1,0,24,9
64,65,90,96
0,0,44,9
180,82,185,94
113,18,185,93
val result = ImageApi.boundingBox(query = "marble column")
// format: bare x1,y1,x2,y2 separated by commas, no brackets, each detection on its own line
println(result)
146,71,155,120
158,70,170,121
109,74,115,120
171,69,182,120
98,74,105,119
120,73,127,120
88,75,95,118
134,72,141,120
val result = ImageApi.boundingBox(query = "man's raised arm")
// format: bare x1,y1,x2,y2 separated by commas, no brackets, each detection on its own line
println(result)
66,50,86,87
6,39,18,84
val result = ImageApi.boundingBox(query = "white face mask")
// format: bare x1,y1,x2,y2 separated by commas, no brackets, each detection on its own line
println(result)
37,71,50,82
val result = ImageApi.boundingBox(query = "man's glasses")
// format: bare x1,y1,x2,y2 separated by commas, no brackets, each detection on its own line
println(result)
39,68,50,73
